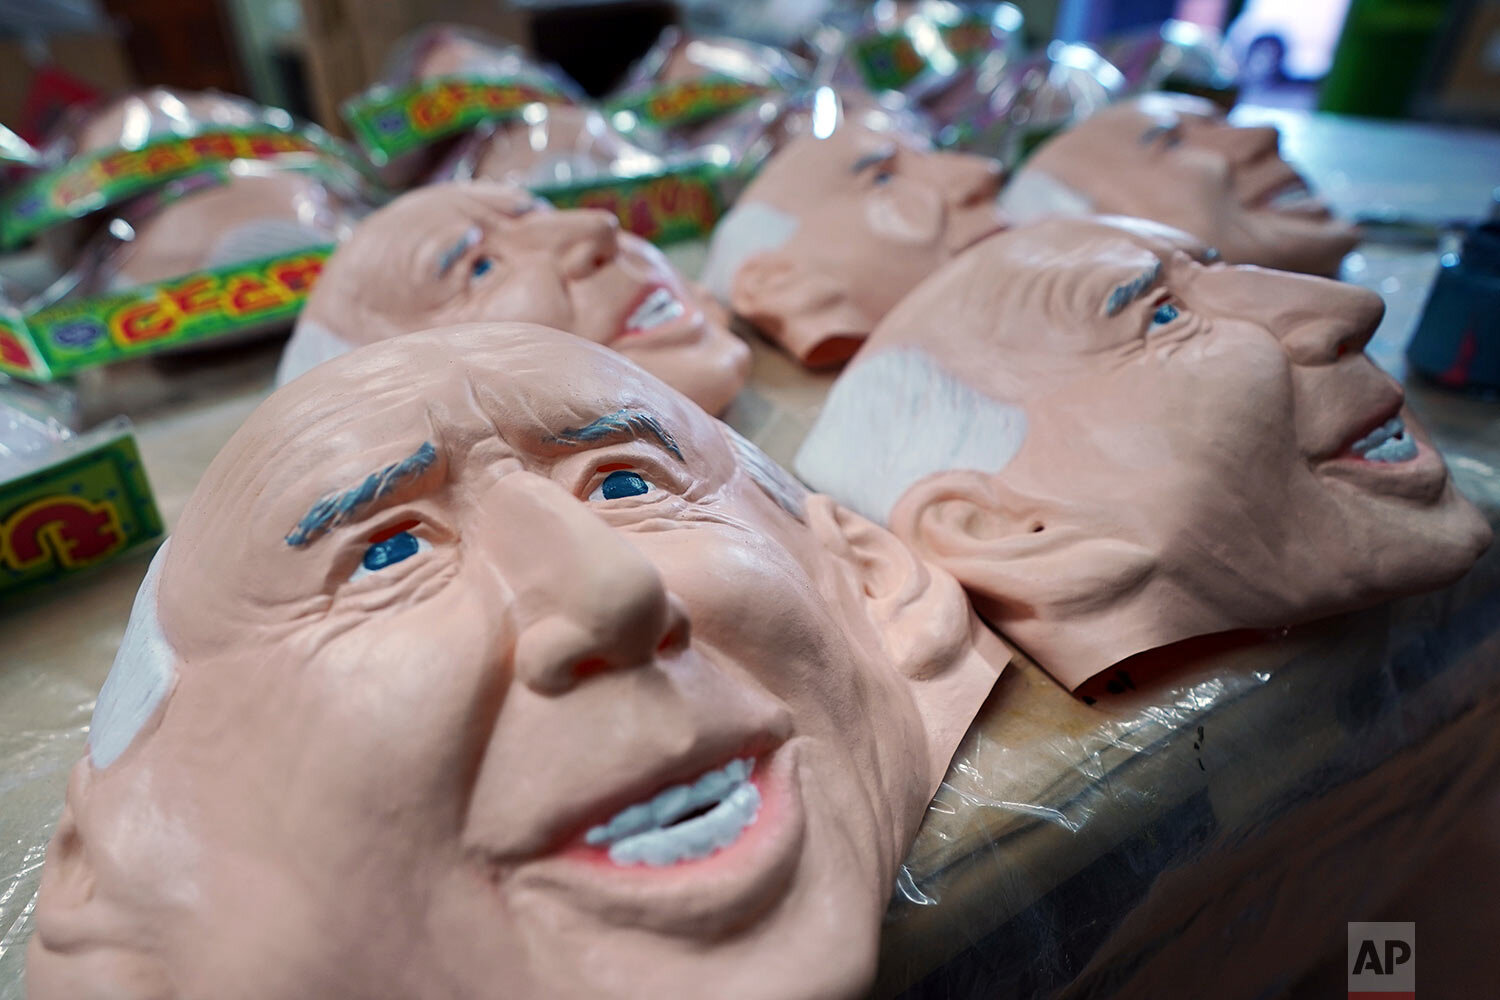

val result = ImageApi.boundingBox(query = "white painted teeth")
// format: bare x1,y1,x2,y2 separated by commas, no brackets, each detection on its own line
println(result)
1267,183,1313,209
1352,416,1418,463
586,758,760,867
625,287,685,332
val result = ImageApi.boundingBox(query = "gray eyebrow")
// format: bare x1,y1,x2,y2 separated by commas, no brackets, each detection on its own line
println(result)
553,409,684,461
1105,260,1162,316
850,145,897,174
285,441,438,547
1139,123,1180,146
437,226,482,277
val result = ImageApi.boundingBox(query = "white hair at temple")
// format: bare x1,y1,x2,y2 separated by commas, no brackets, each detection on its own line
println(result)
276,316,355,386
699,201,801,303
795,348,1028,524
997,166,1096,226
90,541,176,768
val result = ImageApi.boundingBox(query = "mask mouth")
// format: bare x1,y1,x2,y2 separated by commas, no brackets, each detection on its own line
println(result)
1244,176,1332,219
584,757,761,867
621,286,687,335
1346,414,1418,464
612,282,705,349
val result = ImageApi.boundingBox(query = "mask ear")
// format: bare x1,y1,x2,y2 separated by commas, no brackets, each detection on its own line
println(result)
28,764,172,999
890,469,1156,689
730,251,870,368
805,494,1002,794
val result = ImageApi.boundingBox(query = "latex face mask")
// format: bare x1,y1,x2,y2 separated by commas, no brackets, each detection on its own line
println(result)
796,217,1491,688
1001,93,1359,276
280,182,749,414
413,32,520,79
61,90,353,289
701,122,1005,367
109,169,352,288
66,88,261,155
30,323,1000,1000
459,106,657,189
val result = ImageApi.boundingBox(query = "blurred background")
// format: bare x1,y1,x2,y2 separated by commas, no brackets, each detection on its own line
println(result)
2,0,1496,145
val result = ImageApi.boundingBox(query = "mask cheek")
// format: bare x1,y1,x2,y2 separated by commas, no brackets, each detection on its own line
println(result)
464,274,571,329
865,184,944,247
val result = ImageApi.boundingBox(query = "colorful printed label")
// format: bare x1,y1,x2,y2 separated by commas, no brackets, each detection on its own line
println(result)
0,312,45,379
940,19,998,62
536,164,732,245
4,245,331,382
0,430,162,595
853,17,995,91
0,127,352,249
607,76,771,129
343,76,576,164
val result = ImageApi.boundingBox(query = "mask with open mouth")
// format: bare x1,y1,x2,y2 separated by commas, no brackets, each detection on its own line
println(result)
279,180,750,414
1000,93,1360,276
30,322,1004,1000
796,216,1489,689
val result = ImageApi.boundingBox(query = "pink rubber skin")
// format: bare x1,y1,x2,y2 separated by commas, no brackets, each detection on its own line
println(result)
286,181,750,414
29,322,1004,1000
1010,94,1360,277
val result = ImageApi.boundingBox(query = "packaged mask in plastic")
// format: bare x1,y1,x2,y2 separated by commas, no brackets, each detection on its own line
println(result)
937,40,1126,163
812,0,1024,106
1,163,366,384
432,104,662,189
1103,19,1241,109
3,88,371,253
606,26,810,142
671,83,934,177
342,24,584,171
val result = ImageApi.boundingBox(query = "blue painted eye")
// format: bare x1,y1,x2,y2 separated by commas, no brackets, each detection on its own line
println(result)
1151,303,1180,327
591,469,651,501
471,256,494,279
359,531,421,574
873,169,894,185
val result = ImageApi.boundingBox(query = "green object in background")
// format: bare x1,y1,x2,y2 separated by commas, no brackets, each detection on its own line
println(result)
343,76,576,165
851,13,999,92
1318,0,1449,118
605,75,772,130
535,161,738,245
0,245,333,382
0,127,367,250
0,426,163,596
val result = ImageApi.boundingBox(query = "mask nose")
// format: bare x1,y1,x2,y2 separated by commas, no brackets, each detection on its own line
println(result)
1182,254,1384,364
1196,121,1280,164
490,473,690,696
529,208,621,279
932,152,1004,206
